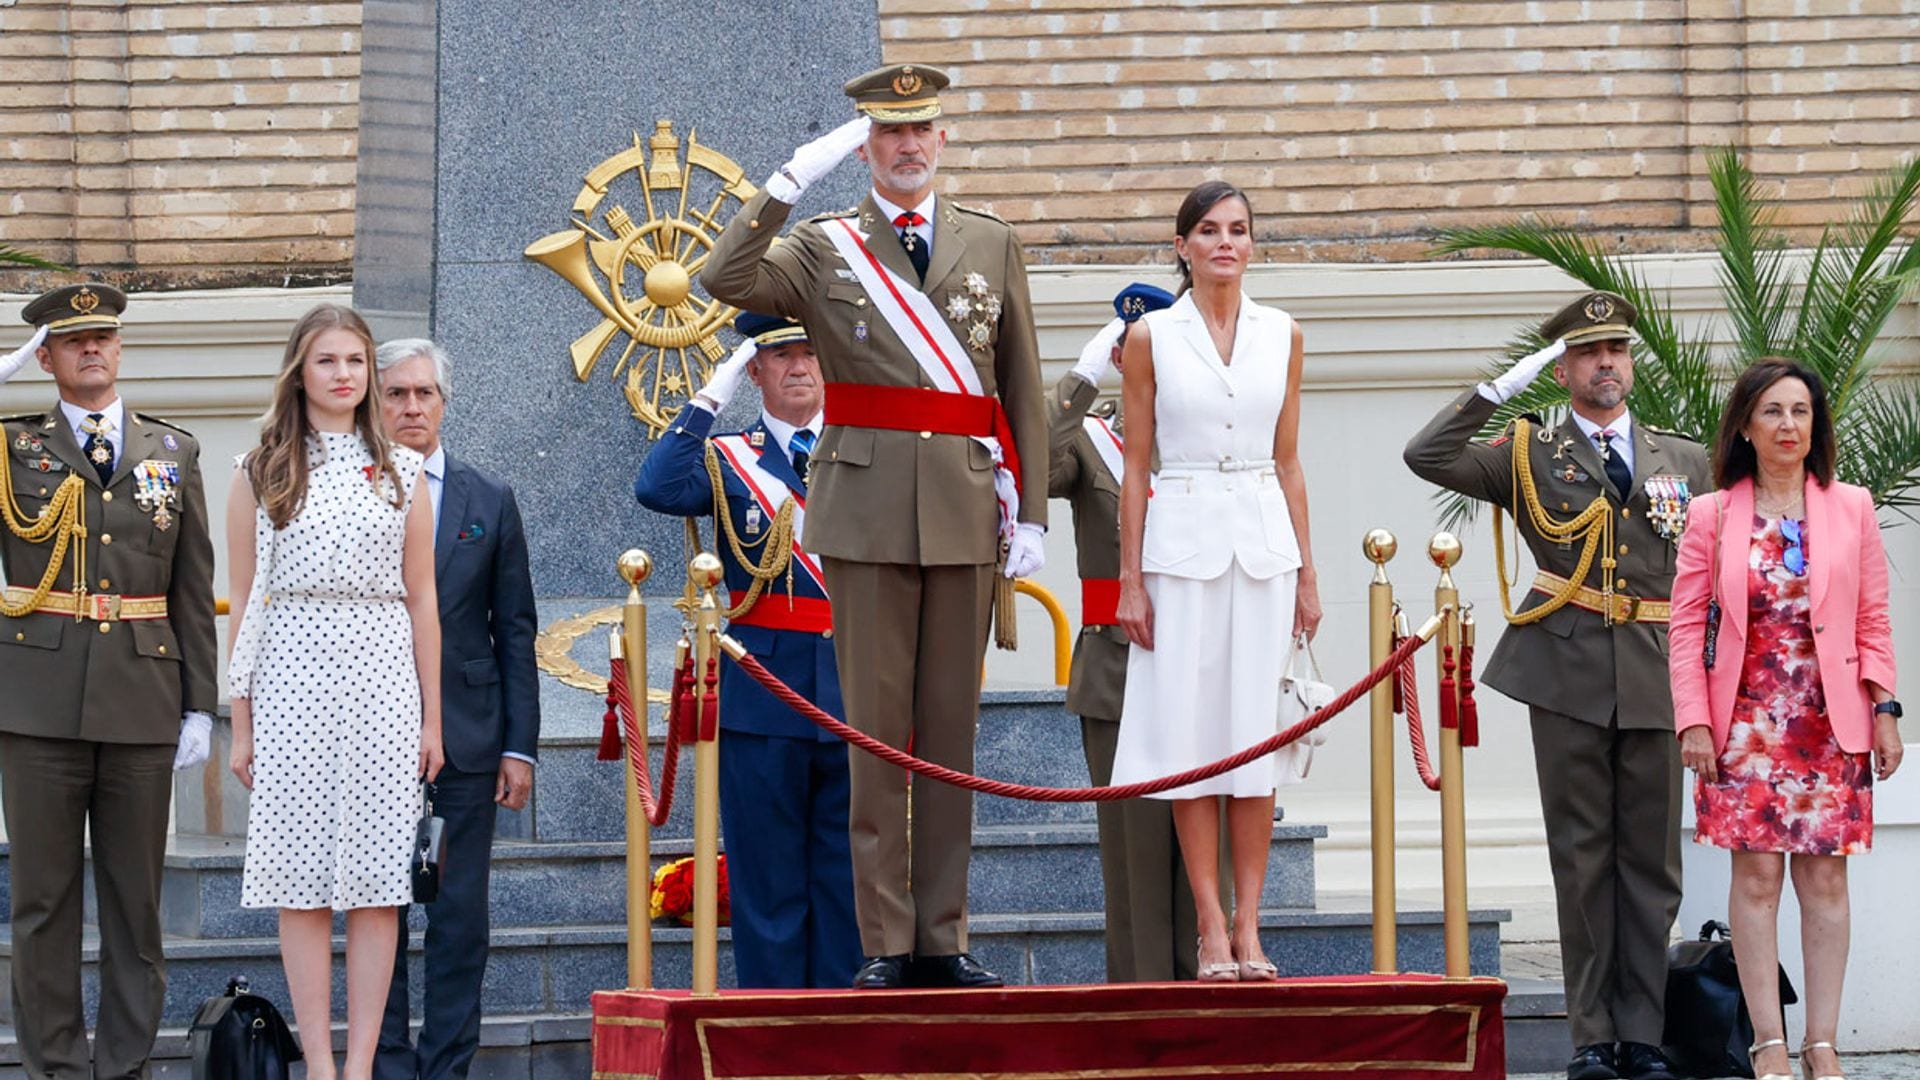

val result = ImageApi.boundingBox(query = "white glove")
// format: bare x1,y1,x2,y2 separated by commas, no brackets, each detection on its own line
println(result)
764,117,872,204
1071,318,1126,386
174,711,213,771
694,338,756,413
1478,337,1566,405
0,325,47,384
1004,522,1046,579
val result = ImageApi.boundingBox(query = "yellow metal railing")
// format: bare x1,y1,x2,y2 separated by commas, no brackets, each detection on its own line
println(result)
1012,578,1072,687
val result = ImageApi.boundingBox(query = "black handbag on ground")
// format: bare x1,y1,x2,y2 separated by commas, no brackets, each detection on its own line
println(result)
1662,920,1799,1079
188,975,302,1080
412,781,446,903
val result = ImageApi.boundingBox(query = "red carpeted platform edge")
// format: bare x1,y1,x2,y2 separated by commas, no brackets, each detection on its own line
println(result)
590,974,1507,1079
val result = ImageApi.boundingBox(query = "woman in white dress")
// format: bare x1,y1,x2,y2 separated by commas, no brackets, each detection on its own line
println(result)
226,304,445,1080
1111,181,1321,983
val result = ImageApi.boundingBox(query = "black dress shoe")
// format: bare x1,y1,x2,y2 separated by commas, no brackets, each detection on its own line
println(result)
852,954,910,989
1566,1043,1619,1080
1616,1042,1677,1080
910,952,1004,988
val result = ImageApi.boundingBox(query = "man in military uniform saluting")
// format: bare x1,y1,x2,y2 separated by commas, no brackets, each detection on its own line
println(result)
0,284,218,1079
1048,283,1199,982
634,312,860,989
703,63,1048,989
1404,292,1708,1080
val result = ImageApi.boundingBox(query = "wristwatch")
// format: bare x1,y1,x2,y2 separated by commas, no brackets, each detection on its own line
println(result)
1873,700,1903,719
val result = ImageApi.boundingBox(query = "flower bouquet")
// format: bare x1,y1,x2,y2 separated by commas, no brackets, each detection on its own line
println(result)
649,854,731,926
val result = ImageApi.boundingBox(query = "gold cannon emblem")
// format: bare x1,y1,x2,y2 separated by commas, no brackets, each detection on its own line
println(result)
524,120,759,437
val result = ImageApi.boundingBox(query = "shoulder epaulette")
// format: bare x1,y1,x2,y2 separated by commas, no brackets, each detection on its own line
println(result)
1643,424,1702,443
804,206,860,224
1,413,39,425
949,201,1009,224
133,412,195,436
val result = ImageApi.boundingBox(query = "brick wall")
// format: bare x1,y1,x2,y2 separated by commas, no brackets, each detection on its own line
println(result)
1,0,360,289
879,0,1920,264
3,1,1915,287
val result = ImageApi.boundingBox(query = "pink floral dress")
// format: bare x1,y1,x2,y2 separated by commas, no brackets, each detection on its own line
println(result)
1695,515,1873,855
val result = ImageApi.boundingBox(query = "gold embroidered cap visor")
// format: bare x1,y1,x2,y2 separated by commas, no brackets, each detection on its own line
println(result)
20,282,128,336
844,63,949,123
1539,290,1636,347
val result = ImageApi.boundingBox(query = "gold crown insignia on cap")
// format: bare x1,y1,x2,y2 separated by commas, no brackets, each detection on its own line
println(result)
70,287,100,315
1583,295,1615,323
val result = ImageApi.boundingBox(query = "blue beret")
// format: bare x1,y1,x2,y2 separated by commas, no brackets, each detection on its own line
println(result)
1113,283,1175,323
734,311,809,348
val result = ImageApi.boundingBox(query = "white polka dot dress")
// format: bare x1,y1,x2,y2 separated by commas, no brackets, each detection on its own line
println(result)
230,432,425,911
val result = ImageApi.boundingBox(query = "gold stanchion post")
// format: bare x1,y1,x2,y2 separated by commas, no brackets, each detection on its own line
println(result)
1429,532,1471,978
687,553,725,996
1363,528,1398,974
616,550,653,989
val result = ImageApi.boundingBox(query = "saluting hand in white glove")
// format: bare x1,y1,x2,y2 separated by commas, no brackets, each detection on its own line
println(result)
1004,522,1047,579
765,117,873,204
1479,338,1567,405
694,338,757,413
1070,318,1127,387
0,326,48,384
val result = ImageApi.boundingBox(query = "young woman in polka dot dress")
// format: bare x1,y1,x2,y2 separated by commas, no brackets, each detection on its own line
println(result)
225,303,445,1080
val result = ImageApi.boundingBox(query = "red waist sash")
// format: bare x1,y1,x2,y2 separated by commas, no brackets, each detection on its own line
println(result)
1081,578,1120,627
727,594,834,635
822,382,1024,496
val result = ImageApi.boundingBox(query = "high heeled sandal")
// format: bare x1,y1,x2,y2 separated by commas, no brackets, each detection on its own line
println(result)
1800,1039,1845,1080
1749,1037,1792,1080
1196,938,1240,983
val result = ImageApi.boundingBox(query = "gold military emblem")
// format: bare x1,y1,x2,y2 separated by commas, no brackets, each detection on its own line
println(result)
947,272,1001,353
892,67,923,96
71,287,100,315
1122,295,1147,318
1584,295,1615,322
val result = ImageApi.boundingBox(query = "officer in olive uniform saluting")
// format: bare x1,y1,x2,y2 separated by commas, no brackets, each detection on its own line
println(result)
703,64,1048,990
0,284,218,1079
1404,292,1708,1080
1048,283,1199,982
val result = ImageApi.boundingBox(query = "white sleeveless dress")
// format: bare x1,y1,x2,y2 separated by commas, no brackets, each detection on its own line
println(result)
228,431,425,910
1109,293,1303,799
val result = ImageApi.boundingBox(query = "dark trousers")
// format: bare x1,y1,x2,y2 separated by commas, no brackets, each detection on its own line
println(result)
1530,708,1683,1047
720,731,861,988
375,766,498,1080
0,733,174,1080
1080,717,1197,982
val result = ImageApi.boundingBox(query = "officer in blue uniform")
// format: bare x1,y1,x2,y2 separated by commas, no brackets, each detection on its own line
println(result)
634,311,859,989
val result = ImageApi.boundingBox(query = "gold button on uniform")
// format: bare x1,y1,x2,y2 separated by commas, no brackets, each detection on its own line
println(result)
13,633,22,642
99,578,111,590
158,645,167,655
1618,544,1629,555
100,533,113,545
856,297,867,308
1621,508,1631,518
98,623,111,635
102,491,113,503
919,431,932,440
823,629,834,640
1616,579,1628,591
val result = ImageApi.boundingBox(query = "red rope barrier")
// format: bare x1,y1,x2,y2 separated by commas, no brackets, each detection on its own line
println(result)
726,628,1434,802
1400,650,1442,792
607,652,686,827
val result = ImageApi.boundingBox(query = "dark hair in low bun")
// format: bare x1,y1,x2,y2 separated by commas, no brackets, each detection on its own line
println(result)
1173,180,1252,295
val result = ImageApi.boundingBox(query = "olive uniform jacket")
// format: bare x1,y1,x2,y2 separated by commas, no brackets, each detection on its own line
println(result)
1403,389,1712,730
702,190,1047,566
0,408,218,742
1048,371,1127,723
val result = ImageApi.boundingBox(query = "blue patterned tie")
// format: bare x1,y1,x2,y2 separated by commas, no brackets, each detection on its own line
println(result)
788,429,816,481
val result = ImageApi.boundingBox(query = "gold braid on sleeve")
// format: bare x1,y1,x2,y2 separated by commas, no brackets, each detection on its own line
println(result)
0,464,88,618
700,442,797,621
1491,417,1617,626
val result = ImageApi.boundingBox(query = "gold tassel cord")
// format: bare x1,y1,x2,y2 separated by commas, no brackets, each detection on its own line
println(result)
1491,418,1616,626
0,466,88,618
698,444,797,621
992,541,1018,651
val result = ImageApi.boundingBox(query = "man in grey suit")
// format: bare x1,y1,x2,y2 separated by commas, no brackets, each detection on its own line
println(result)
1405,293,1708,1080
373,339,540,1080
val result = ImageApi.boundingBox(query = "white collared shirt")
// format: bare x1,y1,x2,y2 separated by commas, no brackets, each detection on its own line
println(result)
422,444,446,541
758,410,824,469
1570,410,1636,477
59,396,125,466
870,189,935,256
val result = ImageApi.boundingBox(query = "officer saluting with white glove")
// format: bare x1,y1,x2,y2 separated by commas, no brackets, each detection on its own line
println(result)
703,64,1048,990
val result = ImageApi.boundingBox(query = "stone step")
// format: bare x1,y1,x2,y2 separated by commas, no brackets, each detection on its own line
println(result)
53,821,1324,940
0,903,1507,1030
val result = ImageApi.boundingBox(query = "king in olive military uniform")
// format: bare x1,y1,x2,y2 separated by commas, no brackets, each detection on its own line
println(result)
1,284,218,1080
702,65,1047,988
1404,292,1709,1080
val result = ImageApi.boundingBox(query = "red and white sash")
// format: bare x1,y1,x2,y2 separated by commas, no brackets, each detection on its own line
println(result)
822,216,1020,538
711,435,827,593
1082,415,1125,486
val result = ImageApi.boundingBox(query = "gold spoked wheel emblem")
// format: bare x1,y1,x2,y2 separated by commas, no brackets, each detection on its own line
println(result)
524,120,759,437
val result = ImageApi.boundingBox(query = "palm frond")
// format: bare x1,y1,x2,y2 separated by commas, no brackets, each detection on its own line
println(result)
0,245,69,272
1708,146,1797,359
1838,379,1920,514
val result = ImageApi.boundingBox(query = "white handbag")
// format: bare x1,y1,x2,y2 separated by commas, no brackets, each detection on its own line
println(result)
1276,631,1335,786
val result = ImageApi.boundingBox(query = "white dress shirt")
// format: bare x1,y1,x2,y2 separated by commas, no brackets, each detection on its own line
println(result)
59,396,125,466
758,410,824,469
870,189,935,257
1569,410,1636,477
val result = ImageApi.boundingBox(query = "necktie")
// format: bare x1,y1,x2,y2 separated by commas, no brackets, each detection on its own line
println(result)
1596,429,1632,499
788,429,816,482
81,413,115,486
894,212,930,282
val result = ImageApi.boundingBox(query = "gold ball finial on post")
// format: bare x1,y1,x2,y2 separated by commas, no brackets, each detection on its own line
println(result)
1363,528,1398,585
617,549,653,597
1428,531,1462,591
688,553,724,602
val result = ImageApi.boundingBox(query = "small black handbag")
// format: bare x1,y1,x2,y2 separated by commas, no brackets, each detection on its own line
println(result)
1662,920,1798,1079
188,975,302,1080
412,781,446,903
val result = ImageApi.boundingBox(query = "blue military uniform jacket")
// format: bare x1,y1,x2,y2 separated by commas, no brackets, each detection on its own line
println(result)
633,406,843,741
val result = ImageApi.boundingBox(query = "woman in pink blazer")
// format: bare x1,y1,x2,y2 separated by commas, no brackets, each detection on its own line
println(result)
1669,358,1903,1080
